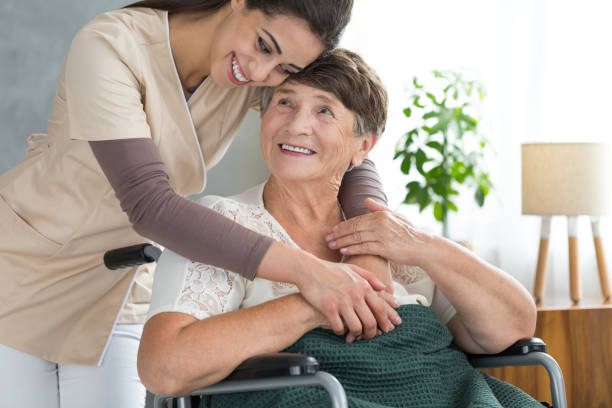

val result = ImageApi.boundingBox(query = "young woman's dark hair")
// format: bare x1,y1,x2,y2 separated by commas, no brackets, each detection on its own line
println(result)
125,0,353,50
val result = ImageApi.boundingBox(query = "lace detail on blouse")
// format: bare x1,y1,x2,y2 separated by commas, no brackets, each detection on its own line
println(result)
175,196,296,317
177,262,235,319
390,263,427,287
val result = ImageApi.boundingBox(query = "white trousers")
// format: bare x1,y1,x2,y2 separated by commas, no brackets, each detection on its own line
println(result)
0,324,146,408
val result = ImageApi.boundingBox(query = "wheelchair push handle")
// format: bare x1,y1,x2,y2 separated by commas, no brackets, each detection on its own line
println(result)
103,243,161,270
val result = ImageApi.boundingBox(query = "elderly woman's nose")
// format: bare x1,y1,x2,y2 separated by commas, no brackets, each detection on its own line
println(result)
286,108,314,134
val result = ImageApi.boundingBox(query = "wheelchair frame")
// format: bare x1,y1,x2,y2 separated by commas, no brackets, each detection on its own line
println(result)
104,244,567,408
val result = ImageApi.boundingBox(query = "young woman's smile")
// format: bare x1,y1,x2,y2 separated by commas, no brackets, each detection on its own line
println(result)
210,1,324,88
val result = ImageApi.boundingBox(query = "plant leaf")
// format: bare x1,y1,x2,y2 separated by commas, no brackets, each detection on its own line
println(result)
425,92,438,104
448,201,458,212
426,141,443,153
434,201,444,221
400,155,412,174
475,186,485,206
417,188,432,212
403,181,421,204
415,149,428,174
413,76,423,89
403,107,412,118
413,96,425,108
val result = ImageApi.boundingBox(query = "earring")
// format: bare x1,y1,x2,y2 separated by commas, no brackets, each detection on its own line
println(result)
346,163,354,173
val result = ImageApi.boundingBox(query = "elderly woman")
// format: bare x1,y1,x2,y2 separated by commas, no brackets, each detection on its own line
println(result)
138,49,539,407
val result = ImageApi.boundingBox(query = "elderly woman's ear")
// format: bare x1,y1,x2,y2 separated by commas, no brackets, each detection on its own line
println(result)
351,133,378,168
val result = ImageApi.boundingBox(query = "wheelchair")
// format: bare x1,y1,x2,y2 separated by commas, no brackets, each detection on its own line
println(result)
104,244,567,408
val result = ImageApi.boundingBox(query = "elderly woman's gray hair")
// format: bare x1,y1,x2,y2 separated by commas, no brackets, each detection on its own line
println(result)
260,48,388,137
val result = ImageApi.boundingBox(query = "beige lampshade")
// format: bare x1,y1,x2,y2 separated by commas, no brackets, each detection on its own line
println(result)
521,143,612,216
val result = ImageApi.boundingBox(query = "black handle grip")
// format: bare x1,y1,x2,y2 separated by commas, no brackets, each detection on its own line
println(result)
466,337,546,360
103,244,161,270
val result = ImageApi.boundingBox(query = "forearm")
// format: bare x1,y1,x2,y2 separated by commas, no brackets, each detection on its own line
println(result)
344,255,392,292
338,159,392,291
89,138,273,280
338,157,387,218
139,293,319,395
419,237,536,353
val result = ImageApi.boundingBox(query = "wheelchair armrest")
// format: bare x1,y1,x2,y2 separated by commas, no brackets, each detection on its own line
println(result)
225,353,319,381
103,243,161,270
466,337,546,360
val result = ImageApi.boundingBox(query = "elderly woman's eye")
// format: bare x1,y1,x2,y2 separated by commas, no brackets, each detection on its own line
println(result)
319,107,334,116
258,37,271,54
278,98,291,106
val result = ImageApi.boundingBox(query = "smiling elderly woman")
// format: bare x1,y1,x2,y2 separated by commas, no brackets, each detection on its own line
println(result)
137,49,540,407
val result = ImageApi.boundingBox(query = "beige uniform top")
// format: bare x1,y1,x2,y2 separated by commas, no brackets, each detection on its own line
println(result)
0,7,259,365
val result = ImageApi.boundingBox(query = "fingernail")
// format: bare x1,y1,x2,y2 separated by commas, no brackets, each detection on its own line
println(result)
385,324,395,332
376,329,383,336
333,225,339,232
340,248,347,254
355,335,363,341
326,233,334,241
329,241,336,248
393,297,400,307
393,315,402,325
346,335,354,343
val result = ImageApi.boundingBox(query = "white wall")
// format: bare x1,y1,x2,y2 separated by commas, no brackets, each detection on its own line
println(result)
340,0,612,301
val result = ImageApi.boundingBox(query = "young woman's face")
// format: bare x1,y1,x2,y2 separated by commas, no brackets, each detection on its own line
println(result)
209,0,324,88
260,82,373,185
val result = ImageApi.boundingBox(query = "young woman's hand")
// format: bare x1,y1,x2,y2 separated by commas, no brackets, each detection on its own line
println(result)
257,241,401,341
309,288,398,343
326,198,433,266
296,257,401,341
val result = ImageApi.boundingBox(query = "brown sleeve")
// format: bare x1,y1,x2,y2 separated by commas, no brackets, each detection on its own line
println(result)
338,157,388,218
89,138,273,280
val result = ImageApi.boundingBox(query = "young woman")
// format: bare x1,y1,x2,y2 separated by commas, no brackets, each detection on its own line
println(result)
0,1,396,406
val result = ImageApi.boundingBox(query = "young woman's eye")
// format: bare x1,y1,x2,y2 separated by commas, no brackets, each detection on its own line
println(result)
277,65,293,75
258,37,271,54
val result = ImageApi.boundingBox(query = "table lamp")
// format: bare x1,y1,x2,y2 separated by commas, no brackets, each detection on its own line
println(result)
522,143,612,303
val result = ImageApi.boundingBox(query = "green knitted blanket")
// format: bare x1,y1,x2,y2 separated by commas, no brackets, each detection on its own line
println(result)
208,305,542,408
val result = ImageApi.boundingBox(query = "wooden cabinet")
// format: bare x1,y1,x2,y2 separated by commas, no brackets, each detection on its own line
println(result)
480,300,612,408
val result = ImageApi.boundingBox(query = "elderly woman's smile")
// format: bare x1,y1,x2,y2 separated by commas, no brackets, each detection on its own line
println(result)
279,143,316,155
261,81,371,185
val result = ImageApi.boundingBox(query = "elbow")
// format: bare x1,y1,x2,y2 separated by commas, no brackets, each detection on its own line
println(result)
137,342,227,396
510,296,537,342
137,344,182,396
493,299,538,354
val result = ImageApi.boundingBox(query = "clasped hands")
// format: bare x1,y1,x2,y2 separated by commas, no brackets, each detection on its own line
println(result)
299,198,431,343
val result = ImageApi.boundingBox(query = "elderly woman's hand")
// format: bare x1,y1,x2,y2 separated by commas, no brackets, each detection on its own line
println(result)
326,199,433,266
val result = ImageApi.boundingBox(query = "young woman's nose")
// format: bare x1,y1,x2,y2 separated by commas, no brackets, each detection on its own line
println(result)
248,57,284,85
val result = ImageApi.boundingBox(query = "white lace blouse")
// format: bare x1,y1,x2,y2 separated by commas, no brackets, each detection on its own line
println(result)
147,183,456,325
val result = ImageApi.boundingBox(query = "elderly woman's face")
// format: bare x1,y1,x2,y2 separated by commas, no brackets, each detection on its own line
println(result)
260,82,368,184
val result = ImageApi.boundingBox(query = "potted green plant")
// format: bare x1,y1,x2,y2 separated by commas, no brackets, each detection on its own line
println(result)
394,70,493,238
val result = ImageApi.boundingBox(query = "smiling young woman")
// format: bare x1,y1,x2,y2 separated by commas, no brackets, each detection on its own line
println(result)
0,1,394,407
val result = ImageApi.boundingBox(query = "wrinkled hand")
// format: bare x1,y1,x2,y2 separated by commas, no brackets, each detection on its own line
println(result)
311,288,400,343
297,258,401,342
326,198,432,266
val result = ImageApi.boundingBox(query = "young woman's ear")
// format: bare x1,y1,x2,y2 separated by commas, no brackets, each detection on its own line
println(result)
351,133,378,168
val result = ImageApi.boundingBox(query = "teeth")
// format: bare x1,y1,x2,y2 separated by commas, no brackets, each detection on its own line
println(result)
281,144,315,155
232,56,248,82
